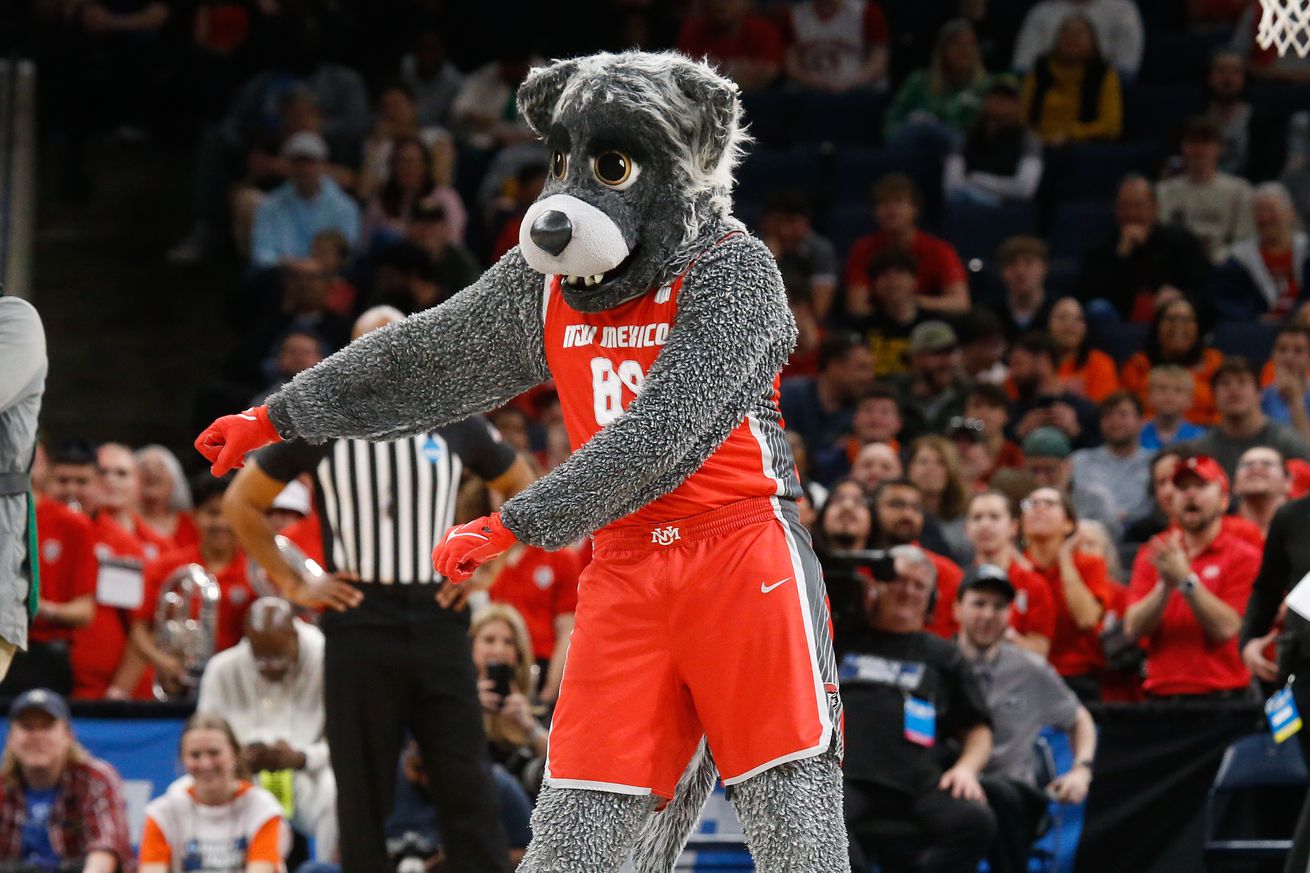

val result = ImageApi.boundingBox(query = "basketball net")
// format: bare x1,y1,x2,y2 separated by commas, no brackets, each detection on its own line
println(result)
1259,0,1310,58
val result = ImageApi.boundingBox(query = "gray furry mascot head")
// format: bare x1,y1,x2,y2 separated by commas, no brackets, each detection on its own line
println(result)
515,51,750,312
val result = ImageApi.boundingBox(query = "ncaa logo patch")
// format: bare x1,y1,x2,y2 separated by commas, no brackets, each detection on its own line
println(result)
533,566,555,589
42,539,63,563
421,435,444,465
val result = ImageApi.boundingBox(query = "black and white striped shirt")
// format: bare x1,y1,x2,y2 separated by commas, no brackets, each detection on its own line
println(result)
255,418,516,585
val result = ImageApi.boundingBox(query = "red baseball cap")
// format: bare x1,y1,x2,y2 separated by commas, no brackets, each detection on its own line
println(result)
1172,455,1229,494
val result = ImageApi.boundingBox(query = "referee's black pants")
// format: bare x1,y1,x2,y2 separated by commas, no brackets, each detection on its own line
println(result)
322,586,508,873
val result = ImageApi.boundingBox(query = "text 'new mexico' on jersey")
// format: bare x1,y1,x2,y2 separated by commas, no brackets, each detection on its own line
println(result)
542,266,802,532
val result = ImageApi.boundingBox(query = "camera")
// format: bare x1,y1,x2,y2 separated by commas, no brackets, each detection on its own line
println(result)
487,661,514,698
818,549,897,648
828,549,897,581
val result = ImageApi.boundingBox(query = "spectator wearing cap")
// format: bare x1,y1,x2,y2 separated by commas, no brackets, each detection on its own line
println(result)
1158,116,1255,264
944,74,1044,208
1019,12,1123,146
861,249,932,377
1071,391,1153,526
0,689,133,872
1077,175,1212,324
1023,427,1120,539
1213,183,1309,322
1125,456,1260,698
1119,297,1222,425
1261,324,1310,440
1048,297,1119,403
991,236,1054,342
781,332,876,456
965,384,1026,479
1139,365,1207,450
250,131,361,270
1020,486,1119,701
760,188,839,321
961,491,1057,656
896,321,970,442
843,174,970,319
1007,332,1101,449
812,384,903,486
840,545,996,873
1232,445,1290,538
955,565,1097,873
197,598,337,862
265,480,311,533
1183,356,1310,480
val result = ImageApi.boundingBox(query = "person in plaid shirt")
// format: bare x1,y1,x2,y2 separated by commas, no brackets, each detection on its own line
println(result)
0,688,133,872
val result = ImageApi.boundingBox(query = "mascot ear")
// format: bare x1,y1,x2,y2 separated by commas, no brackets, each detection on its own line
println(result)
672,63,742,175
517,58,580,138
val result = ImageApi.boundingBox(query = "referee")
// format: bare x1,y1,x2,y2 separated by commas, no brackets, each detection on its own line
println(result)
223,307,536,873
1241,492,1310,873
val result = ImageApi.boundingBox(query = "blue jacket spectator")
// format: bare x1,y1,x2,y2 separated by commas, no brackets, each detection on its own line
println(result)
251,133,360,269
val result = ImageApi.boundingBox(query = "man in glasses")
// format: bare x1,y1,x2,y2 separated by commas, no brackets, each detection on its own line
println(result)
1232,446,1290,539
197,596,337,863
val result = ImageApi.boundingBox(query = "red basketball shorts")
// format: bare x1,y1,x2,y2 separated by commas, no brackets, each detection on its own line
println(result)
544,496,843,798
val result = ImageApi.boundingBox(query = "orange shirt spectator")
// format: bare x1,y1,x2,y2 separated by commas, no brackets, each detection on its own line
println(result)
1059,351,1120,402
1118,297,1221,424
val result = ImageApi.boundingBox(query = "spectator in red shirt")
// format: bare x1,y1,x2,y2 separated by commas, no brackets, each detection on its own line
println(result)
487,544,581,703
94,444,170,562
1020,486,1116,702
962,490,1056,657
869,479,965,638
0,689,134,873
129,474,255,697
842,174,970,319
1124,455,1259,698
677,0,784,92
0,497,97,697
134,445,198,551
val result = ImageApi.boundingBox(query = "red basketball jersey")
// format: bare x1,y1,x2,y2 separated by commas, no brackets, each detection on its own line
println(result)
542,267,801,533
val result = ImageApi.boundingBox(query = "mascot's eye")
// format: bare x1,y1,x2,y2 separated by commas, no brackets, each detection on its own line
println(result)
550,151,568,180
593,151,639,189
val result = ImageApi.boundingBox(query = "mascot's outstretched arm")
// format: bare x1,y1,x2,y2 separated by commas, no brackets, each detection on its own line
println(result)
499,231,796,550
265,249,549,444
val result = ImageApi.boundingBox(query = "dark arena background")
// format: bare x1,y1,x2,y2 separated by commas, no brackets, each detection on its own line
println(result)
3,1,1310,872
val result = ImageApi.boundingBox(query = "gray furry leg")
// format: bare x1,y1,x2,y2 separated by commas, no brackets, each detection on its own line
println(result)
516,786,657,873
730,750,849,873
632,740,718,873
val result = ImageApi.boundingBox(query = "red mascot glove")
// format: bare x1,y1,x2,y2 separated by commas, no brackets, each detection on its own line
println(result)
433,513,517,583
194,406,283,476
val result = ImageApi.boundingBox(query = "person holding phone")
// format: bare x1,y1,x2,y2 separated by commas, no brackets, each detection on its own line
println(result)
469,605,547,786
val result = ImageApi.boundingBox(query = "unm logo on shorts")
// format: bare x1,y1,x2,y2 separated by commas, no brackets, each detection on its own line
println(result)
650,525,681,546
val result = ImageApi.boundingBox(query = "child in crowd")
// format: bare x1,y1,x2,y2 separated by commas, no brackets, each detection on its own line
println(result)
310,230,358,318
1139,365,1207,450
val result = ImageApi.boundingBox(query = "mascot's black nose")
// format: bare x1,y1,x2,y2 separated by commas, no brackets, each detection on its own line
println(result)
530,210,572,256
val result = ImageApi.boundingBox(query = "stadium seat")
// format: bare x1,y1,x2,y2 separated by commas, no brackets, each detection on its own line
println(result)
741,91,791,148
1047,201,1116,264
1124,84,1205,144
940,201,1038,266
1212,321,1279,370
824,201,876,265
1089,318,1149,366
827,146,929,208
1204,733,1307,865
793,89,888,146
1046,142,1162,202
1137,31,1230,86
735,144,826,212
1248,82,1310,116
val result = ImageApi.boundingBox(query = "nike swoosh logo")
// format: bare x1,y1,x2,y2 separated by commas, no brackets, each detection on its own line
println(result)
447,531,491,542
761,578,791,594
237,414,257,421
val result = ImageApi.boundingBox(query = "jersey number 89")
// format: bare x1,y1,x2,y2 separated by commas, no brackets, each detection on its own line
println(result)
591,357,645,426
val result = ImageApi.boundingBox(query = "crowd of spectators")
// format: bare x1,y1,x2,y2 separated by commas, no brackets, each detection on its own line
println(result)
13,0,1310,871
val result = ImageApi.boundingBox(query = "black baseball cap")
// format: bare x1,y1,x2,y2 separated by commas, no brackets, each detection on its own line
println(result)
9,688,70,722
957,564,1016,602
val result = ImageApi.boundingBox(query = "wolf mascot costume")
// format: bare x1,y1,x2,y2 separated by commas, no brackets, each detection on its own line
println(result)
197,51,848,872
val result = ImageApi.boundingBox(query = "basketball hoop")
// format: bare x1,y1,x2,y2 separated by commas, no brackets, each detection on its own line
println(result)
1259,0,1310,58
